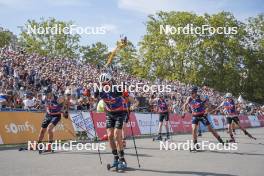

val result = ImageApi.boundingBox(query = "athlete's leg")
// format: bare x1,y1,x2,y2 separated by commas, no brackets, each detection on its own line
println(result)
206,125,224,144
234,118,255,139
122,122,126,140
38,114,52,143
106,114,119,164
107,128,119,163
198,122,202,136
192,123,198,144
232,121,236,134
203,116,224,144
164,121,169,137
107,128,116,149
38,128,47,142
158,121,163,132
114,115,126,163
192,117,199,144
158,114,164,138
228,124,235,142
164,114,169,138
121,122,127,147
207,125,219,138
47,116,61,142
47,124,55,141
114,128,123,152
227,117,235,141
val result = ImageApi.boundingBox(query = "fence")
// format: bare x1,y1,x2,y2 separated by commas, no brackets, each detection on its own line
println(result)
0,110,263,144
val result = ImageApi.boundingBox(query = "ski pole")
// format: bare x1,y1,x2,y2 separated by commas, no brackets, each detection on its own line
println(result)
127,110,141,168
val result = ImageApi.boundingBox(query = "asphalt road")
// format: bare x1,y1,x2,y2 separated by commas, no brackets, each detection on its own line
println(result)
1,127,264,176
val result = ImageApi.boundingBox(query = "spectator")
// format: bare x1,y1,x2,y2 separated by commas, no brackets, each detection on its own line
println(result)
23,93,36,110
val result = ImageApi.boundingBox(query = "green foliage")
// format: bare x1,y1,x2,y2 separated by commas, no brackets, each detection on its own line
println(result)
138,11,264,103
0,30,12,48
19,17,80,58
80,42,108,66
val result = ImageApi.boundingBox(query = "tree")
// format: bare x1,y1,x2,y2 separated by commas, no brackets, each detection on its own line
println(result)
138,11,263,102
242,14,264,103
0,30,12,48
19,18,80,58
80,42,108,66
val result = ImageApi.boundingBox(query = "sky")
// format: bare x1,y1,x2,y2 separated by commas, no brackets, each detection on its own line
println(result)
0,0,263,49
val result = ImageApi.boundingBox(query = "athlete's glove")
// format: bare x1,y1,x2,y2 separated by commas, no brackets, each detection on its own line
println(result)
63,111,69,119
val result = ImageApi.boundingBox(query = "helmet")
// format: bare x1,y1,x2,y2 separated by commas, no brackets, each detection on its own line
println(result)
224,93,232,98
99,73,112,83
191,86,198,93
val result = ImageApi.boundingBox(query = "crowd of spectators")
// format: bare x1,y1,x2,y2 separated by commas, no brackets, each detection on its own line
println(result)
0,47,263,116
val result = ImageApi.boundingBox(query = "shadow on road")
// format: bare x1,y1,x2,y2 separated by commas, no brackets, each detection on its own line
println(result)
208,150,264,156
123,167,238,176
43,150,153,157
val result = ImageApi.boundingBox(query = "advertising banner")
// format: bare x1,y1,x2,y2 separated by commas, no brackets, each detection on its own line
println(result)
135,113,159,135
0,112,75,144
248,115,261,127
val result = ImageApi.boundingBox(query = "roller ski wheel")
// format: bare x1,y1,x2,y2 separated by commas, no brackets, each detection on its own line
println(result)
38,149,54,154
189,144,201,152
153,136,162,141
106,160,118,171
226,139,236,143
18,147,28,151
189,148,201,152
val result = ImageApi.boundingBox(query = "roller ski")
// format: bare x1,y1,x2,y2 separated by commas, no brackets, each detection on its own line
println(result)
163,133,170,141
189,143,202,152
38,143,54,154
107,159,119,171
107,159,127,171
38,149,54,154
117,159,127,171
152,135,162,141
244,130,256,140
226,139,236,143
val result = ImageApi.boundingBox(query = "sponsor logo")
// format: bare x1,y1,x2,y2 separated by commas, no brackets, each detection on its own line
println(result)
5,121,36,134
